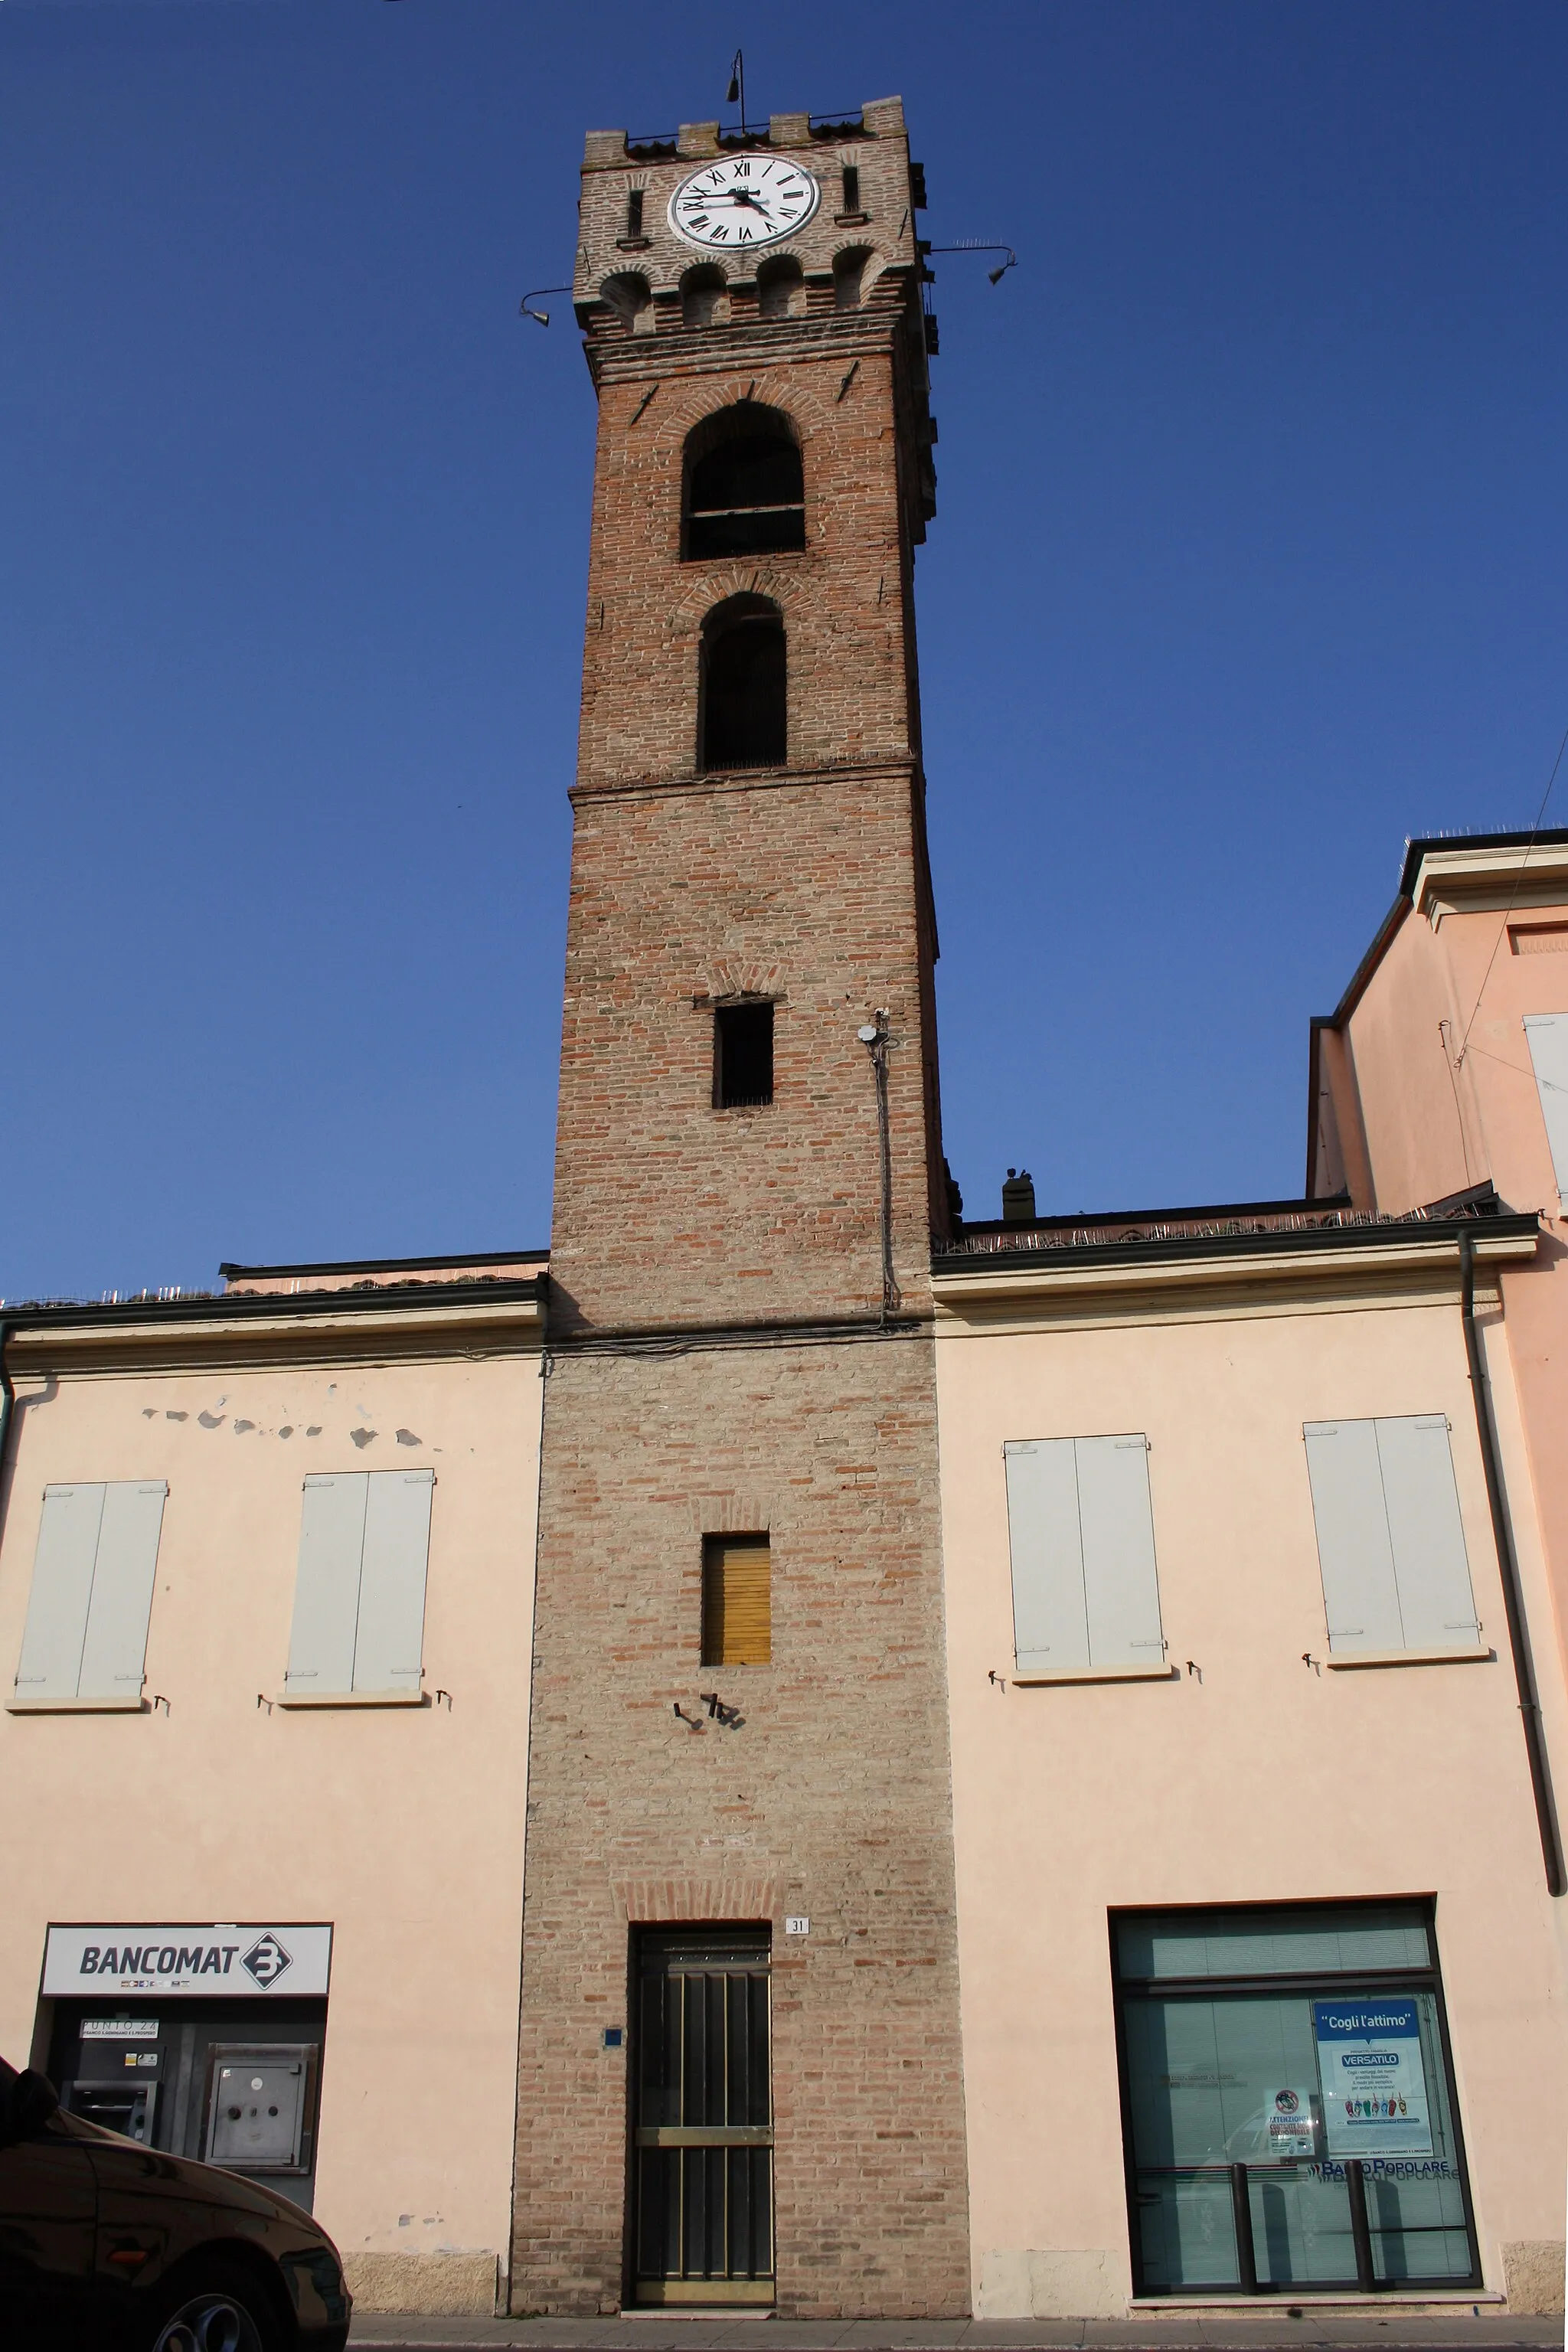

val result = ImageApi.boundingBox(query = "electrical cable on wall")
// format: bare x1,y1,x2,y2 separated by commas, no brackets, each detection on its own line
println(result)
859,1013,900,1323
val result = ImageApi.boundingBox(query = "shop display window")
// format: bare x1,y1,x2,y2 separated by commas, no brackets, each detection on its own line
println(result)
1112,1902,1478,2295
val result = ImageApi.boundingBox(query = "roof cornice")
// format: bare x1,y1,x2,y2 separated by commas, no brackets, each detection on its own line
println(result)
929,1215,1538,1308
0,1279,544,1363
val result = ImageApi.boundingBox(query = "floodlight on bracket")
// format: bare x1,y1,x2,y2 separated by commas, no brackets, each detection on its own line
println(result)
924,240,1018,285
519,286,573,327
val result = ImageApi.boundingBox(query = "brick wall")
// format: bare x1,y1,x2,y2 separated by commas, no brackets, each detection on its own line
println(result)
511,1338,971,2318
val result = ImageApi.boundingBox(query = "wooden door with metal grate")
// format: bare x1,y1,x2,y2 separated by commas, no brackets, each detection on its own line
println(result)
632,1928,773,2304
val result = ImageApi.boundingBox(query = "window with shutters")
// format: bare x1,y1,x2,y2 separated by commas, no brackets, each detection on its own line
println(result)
10,1480,167,1711
702,1535,771,1667
1523,1014,1568,1191
1302,1416,1481,1659
282,1468,434,1702
1002,1435,1168,1679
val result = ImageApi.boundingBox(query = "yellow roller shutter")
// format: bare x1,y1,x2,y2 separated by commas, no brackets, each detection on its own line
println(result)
702,1536,771,1666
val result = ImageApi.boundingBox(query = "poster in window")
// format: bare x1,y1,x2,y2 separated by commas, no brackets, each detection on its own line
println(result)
1313,1998,1433,2157
1263,2086,1321,2159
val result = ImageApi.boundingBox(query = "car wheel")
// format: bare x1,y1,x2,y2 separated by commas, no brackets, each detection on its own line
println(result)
149,2264,282,2352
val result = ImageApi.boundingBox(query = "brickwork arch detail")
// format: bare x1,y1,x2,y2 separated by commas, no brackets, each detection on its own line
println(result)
668,564,799,634
611,1876,784,1924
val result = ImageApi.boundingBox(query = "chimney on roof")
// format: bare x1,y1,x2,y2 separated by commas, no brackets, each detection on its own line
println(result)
1001,1168,1037,1225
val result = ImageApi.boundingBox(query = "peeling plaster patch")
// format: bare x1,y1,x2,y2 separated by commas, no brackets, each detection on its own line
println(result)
327,1384,337,1394
279,1426,294,1439
350,1428,377,1449
395,1429,422,1448
198,1412,225,1430
306,1425,323,1438
398,2216,413,2229
234,1419,256,1435
165,1411,188,1423
142,1409,156,1419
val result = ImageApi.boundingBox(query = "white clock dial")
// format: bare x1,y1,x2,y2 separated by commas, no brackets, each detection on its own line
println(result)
668,155,821,253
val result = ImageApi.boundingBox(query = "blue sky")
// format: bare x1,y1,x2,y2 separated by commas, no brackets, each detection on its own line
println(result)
4,0,1566,1296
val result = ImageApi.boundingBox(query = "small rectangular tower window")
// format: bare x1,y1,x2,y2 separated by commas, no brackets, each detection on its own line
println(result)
626,188,644,237
702,1535,772,1666
714,1000,774,1109
840,165,861,215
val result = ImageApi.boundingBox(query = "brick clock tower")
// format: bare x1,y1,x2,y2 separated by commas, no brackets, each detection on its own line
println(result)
512,97,971,2317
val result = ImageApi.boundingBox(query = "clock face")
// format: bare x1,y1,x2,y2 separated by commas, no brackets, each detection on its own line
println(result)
668,156,821,253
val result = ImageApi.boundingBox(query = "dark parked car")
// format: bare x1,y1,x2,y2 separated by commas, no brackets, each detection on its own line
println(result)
0,2055,351,2350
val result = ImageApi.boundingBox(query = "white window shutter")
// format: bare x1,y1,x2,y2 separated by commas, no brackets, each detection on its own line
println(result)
1004,1440,1089,1672
76,1481,167,1702
352,1471,434,1694
14,1485,106,1700
1076,1436,1165,1667
1524,1014,1568,1191
1376,1415,1479,1646
285,1474,368,1696
1303,1421,1403,1651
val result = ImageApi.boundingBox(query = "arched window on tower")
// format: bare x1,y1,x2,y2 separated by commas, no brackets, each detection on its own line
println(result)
599,272,653,335
681,267,729,329
699,596,786,772
684,403,805,561
756,256,805,321
833,247,872,310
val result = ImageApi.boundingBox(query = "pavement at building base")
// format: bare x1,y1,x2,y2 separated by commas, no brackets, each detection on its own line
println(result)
345,2317,1564,2352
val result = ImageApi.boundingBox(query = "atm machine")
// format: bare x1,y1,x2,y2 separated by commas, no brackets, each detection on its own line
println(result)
61,2017,161,2142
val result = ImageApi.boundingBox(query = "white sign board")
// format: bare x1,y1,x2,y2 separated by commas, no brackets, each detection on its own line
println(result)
44,1925,332,1999
1263,2085,1320,2159
1314,1998,1432,2157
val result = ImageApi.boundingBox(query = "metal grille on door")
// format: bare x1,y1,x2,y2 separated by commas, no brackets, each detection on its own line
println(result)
633,1929,773,2304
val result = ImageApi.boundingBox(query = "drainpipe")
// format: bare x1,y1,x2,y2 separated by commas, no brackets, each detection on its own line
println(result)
1459,1228,1564,1896
0,1320,13,1525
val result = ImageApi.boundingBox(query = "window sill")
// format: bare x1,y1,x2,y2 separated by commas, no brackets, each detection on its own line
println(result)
8,1693,147,1713
1324,1644,1493,1670
1131,2289,1498,2308
275,1688,428,1708
1012,1663,1177,1686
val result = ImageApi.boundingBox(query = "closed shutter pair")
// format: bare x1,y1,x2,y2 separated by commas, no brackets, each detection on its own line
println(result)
1302,1417,1478,1653
1004,1437,1166,1675
1524,1014,1568,1193
283,1471,434,1697
12,1481,167,1706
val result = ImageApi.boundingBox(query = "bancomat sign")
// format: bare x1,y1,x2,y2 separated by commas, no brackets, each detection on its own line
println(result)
43,1923,332,1998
